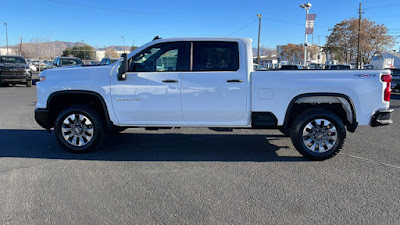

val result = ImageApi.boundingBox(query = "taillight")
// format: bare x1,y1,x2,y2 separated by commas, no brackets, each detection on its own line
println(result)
381,74,392,102
39,76,46,82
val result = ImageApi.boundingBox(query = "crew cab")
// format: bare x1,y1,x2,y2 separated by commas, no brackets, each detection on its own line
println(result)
35,37,393,160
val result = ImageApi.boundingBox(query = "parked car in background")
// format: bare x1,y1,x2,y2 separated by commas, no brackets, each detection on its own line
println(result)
43,60,54,69
309,63,324,69
0,55,32,87
326,65,351,70
53,57,84,67
364,65,374,70
253,63,266,71
31,60,47,71
390,68,400,92
100,57,119,65
280,65,303,70
28,62,37,71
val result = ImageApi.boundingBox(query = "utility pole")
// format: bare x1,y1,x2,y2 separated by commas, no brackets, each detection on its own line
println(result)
4,23,9,55
257,14,262,64
357,3,362,69
52,31,55,59
19,36,22,56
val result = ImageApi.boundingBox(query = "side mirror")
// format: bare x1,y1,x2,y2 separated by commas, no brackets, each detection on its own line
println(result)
118,53,128,81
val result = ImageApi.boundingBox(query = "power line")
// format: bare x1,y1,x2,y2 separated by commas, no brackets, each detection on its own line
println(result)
363,3,400,10
226,19,258,36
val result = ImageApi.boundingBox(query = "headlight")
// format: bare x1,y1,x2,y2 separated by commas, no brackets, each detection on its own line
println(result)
39,76,46,82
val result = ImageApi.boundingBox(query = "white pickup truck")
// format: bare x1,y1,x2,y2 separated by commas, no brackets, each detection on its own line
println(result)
35,37,394,160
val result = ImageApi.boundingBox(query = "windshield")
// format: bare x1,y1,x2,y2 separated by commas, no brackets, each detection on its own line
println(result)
0,56,26,64
60,58,83,66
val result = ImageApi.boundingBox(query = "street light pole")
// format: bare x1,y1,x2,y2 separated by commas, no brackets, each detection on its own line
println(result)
300,3,312,67
257,14,262,64
19,36,22,56
4,23,9,55
121,36,125,53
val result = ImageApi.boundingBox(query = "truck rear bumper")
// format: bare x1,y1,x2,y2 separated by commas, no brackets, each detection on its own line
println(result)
35,108,51,129
371,109,394,127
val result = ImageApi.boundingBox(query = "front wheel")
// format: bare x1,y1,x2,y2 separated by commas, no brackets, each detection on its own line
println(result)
26,80,32,87
54,105,104,152
290,109,346,160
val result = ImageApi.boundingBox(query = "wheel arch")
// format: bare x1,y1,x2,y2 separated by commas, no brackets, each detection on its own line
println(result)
47,90,113,131
283,93,358,133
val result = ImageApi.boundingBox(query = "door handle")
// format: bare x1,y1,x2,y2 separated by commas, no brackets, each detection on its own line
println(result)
227,79,243,83
162,79,178,83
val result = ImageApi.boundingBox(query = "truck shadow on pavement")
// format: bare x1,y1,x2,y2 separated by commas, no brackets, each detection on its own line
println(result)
0,129,308,162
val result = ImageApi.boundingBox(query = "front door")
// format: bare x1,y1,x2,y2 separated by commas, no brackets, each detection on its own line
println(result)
111,42,190,125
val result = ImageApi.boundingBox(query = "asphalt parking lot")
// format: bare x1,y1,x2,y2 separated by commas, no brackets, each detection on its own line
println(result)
1,85,399,225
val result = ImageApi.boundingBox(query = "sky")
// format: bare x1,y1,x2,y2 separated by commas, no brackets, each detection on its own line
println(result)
0,0,399,51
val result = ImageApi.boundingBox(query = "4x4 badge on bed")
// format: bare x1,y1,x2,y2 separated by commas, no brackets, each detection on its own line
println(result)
354,74,376,78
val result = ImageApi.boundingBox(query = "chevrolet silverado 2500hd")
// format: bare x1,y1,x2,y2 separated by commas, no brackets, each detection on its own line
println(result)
34,37,393,160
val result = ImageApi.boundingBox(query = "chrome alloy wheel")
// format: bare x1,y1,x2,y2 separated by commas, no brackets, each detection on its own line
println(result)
61,114,94,147
302,119,337,153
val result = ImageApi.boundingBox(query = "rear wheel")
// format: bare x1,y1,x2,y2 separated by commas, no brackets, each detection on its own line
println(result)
54,105,104,152
290,109,346,160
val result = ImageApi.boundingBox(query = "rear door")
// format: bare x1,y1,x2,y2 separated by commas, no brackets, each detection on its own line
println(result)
181,41,248,124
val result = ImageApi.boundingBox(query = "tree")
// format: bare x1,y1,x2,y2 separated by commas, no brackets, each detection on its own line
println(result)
130,45,138,51
279,44,303,64
62,45,95,60
105,48,119,58
325,18,394,64
307,45,321,60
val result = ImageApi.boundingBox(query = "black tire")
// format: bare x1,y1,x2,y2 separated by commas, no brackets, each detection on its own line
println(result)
278,127,290,137
54,105,104,153
290,109,346,160
26,80,32,87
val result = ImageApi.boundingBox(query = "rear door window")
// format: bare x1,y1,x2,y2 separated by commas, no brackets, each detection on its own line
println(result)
192,41,239,71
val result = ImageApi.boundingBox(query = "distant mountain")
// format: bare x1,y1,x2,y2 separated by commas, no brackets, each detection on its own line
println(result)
98,46,130,51
0,41,89,59
0,41,131,58
252,46,277,57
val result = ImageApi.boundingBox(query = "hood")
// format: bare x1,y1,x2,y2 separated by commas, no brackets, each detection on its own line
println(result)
41,63,117,81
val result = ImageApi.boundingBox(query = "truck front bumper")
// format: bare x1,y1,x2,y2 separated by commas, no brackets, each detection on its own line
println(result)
371,109,394,127
35,108,51,129
0,75,28,84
